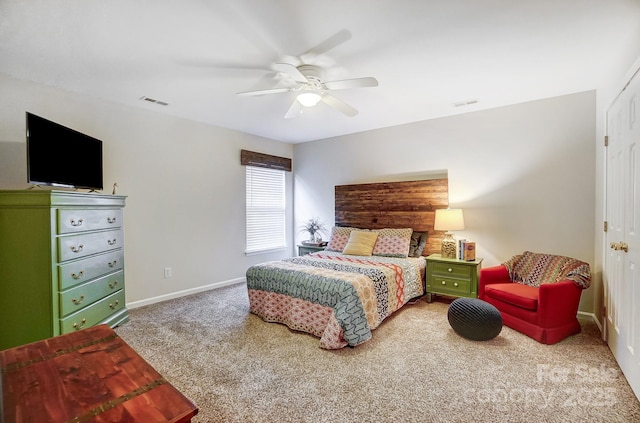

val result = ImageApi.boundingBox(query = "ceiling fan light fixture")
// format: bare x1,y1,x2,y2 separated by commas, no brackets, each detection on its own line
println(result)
297,92,322,107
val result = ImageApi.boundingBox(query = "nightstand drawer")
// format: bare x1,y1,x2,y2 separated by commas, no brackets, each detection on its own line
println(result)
298,245,325,256
428,275,471,296
430,261,471,279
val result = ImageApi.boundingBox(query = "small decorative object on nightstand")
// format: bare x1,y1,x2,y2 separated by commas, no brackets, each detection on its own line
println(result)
426,253,482,302
434,208,465,259
299,217,327,244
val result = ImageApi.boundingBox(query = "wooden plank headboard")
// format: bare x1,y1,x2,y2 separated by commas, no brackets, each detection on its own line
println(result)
335,178,448,256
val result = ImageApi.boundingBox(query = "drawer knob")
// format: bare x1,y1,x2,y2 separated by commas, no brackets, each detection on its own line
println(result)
73,318,86,330
108,260,117,267
70,244,84,253
109,300,119,310
71,270,84,280
107,239,117,246
70,218,83,227
441,281,446,285
107,217,117,224
109,281,119,289
447,268,453,272
454,282,459,287
72,295,85,305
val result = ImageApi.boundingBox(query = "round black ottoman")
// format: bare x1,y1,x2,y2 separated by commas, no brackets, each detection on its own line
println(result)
447,298,503,341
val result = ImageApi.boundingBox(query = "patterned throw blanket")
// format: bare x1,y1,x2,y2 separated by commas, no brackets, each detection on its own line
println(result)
246,252,424,348
503,251,591,289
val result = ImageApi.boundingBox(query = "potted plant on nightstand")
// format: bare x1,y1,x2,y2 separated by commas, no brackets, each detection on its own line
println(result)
300,217,327,246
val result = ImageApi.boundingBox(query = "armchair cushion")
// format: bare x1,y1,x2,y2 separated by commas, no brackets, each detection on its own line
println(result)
504,251,591,289
484,283,538,311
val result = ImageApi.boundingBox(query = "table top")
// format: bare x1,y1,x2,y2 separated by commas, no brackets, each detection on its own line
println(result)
1,324,198,423
426,253,483,265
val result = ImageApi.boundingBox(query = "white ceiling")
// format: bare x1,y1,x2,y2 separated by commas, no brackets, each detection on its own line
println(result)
1,0,639,143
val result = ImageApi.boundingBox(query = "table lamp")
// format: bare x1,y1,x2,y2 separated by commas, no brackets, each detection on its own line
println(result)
434,208,465,259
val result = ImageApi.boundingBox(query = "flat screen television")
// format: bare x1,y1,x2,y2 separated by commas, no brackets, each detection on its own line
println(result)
26,112,103,190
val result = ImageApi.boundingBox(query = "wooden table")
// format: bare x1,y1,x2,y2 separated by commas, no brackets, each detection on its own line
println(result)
0,324,198,423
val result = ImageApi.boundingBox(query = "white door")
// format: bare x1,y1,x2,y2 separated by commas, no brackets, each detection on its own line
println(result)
605,67,640,398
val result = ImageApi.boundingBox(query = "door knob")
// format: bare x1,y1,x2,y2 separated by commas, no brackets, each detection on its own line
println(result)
610,241,629,252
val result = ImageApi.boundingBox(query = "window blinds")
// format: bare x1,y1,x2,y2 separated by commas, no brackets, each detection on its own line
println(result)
245,166,286,253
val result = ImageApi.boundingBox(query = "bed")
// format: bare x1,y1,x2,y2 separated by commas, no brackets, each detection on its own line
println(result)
246,178,449,349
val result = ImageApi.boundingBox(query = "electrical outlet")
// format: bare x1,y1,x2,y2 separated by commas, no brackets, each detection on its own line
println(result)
164,267,172,278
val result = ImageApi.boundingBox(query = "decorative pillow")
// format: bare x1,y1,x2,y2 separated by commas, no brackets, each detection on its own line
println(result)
326,226,357,252
372,228,413,258
342,230,379,256
408,231,428,257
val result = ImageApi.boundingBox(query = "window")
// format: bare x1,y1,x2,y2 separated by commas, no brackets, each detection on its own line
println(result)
245,166,286,253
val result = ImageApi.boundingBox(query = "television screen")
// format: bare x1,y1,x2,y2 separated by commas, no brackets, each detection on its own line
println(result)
26,113,103,190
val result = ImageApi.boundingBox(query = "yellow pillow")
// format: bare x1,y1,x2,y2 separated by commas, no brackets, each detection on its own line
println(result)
342,230,379,256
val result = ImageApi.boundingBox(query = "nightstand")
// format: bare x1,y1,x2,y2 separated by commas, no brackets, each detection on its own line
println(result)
297,244,325,256
425,254,483,302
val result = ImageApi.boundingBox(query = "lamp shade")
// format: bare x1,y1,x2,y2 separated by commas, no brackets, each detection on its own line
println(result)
434,208,465,231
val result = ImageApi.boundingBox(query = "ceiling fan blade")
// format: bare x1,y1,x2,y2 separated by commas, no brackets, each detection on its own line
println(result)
284,100,303,119
301,29,352,57
321,94,358,117
237,87,293,96
273,63,308,83
323,77,379,90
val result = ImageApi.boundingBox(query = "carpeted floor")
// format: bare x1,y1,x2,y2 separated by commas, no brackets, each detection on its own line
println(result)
116,283,640,423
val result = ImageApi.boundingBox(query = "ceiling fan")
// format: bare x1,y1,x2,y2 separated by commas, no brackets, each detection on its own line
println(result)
236,30,379,118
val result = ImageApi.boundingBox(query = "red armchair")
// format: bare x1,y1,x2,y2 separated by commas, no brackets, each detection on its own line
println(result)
479,251,591,344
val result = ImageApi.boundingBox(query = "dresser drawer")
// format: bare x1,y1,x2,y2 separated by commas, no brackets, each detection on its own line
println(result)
430,261,472,279
59,271,124,317
57,209,122,234
58,250,123,290
428,275,471,296
60,290,126,333
57,229,122,262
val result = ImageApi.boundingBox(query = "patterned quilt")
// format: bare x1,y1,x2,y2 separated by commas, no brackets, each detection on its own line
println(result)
246,251,425,349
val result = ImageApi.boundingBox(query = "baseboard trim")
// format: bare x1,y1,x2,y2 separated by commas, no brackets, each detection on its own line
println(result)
126,277,247,309
578,310,602,333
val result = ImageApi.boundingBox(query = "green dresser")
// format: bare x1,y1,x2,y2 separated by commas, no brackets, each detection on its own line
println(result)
0,190,128,350
426,254,483,302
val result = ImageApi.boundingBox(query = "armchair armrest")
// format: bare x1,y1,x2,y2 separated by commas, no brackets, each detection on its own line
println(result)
479,265,511,300
537,280,582,327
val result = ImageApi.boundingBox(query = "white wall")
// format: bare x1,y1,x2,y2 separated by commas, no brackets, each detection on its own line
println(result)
3,71,635,317
293,92,597,312
0,74,294,306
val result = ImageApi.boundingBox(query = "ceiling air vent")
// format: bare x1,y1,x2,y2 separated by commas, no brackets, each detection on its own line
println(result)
139,96,169,106
453,99,478,108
